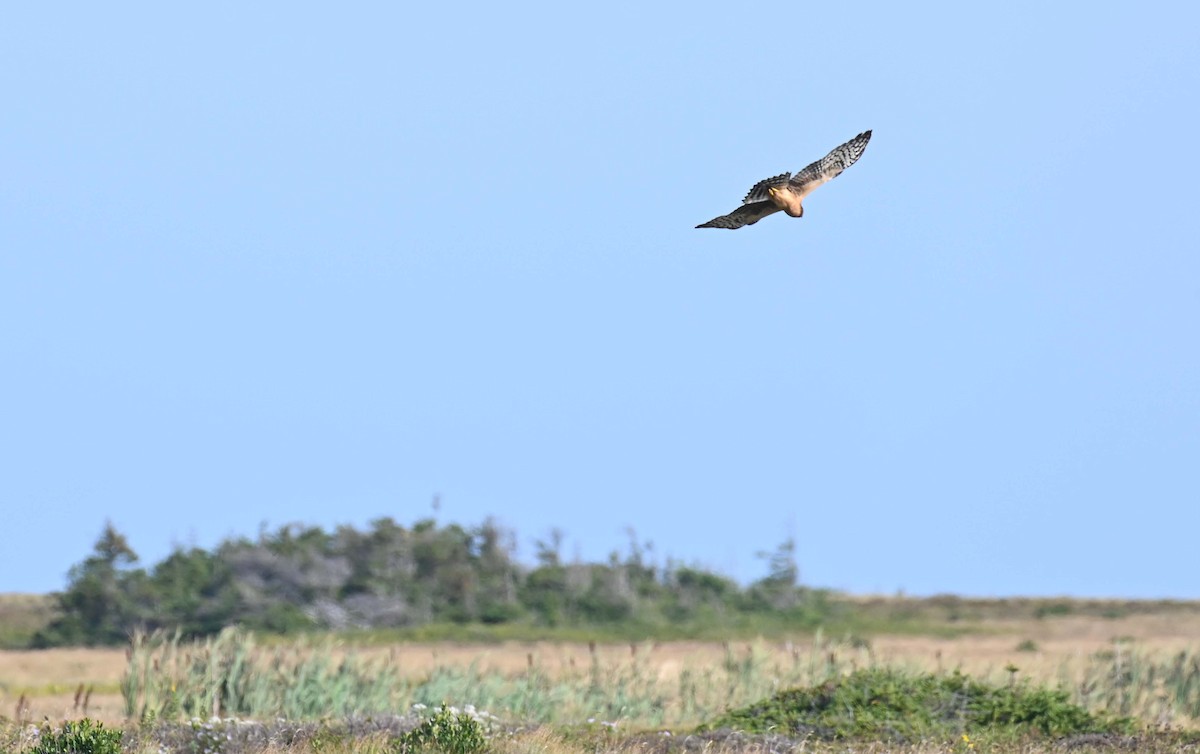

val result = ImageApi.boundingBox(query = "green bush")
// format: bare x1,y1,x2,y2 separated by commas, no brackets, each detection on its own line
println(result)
394,705,487,754
702,668,1135,741
30,719,123,754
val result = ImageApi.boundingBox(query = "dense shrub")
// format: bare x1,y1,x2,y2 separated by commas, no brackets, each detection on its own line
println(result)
29,719,123,754
394,705,488,754
703,668,1136,741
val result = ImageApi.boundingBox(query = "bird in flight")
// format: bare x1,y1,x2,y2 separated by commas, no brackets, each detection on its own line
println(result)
696,130,872,230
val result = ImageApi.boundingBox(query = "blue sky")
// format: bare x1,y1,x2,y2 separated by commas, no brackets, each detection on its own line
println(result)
3,3,1198,597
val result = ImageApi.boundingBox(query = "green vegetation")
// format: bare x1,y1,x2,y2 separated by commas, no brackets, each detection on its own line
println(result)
31,519,829,648
28,719,123,754
9,678,1198,754
14,518,1200,649
1072,644,1200,722
26,519,1200,650
121,626,811,725
117,629,1200,730
123,627,404,721
395,706,488,754
10,658,1200,754
703,668,1134,740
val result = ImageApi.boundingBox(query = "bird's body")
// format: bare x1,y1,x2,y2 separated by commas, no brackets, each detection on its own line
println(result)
696,130,872,230
768,185,805,217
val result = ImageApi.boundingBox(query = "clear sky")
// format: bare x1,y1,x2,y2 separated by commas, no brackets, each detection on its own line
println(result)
3,3,1198,598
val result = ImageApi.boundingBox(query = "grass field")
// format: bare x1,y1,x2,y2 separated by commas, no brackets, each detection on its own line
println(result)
3,597,1200,752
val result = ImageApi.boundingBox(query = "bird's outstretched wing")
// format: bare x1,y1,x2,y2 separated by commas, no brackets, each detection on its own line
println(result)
787,130,872,200
741,172,792,205
695,201,782,230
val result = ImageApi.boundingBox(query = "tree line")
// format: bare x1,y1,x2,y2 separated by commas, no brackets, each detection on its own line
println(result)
31,517,824,647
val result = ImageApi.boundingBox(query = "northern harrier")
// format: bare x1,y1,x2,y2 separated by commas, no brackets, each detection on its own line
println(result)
696,130,872,230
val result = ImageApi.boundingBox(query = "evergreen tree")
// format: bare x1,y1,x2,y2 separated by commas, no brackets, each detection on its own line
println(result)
33,522,144,646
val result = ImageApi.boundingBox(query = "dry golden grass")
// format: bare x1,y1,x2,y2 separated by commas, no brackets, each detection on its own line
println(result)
4,607,1200,726
0,646,127,722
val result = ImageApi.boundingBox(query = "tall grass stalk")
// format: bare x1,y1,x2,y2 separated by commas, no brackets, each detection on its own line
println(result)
1067,645,1200,726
